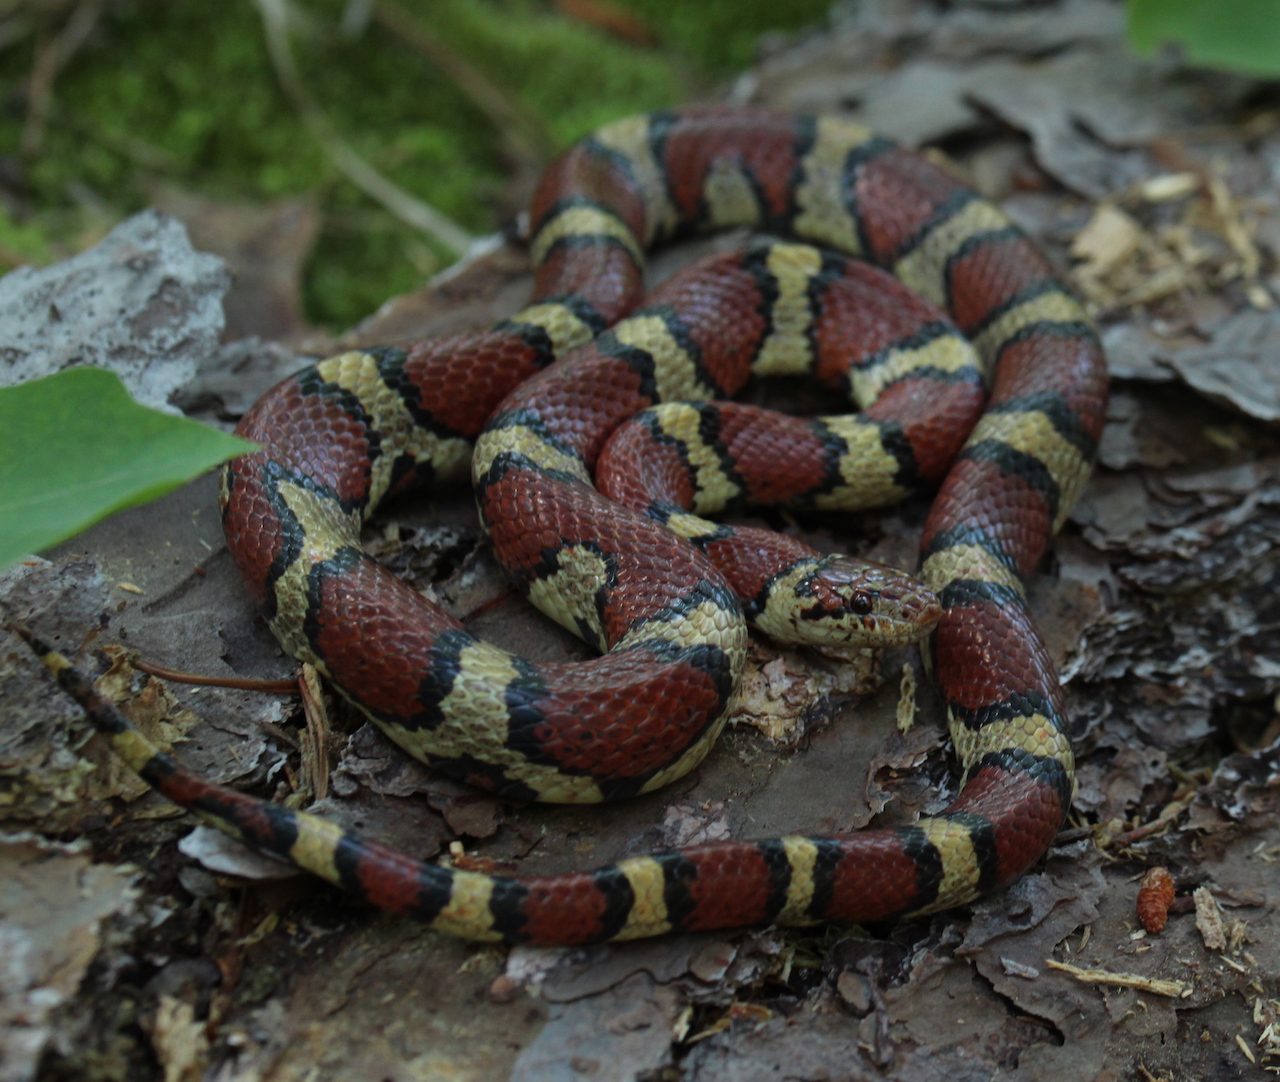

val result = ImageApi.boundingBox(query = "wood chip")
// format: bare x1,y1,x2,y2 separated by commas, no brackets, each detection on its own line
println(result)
1236,1033,1257,1064
1071,204,1144,275
836,970,872,1012
488,975,518,1004
1000,957,1040,979
1193,886,1227,951
1138,173,1199,202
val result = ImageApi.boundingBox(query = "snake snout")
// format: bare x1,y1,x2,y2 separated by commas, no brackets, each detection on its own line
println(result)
873,574,942,638
807,554,941,647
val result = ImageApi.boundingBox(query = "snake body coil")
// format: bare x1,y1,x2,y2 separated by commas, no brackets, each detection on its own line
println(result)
44,109,1107,944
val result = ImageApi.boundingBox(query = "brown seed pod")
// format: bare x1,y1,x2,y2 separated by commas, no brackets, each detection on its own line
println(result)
1137,866,1176,934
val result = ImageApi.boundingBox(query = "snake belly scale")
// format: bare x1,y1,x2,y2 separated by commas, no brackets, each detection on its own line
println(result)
32,107,1107,945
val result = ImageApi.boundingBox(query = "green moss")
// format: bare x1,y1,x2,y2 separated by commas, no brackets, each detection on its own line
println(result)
612,0,834,75
0,0,829,328
417,0,686,142
0,206,53,267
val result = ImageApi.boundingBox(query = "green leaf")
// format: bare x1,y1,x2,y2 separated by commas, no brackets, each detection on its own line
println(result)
1127,0,1280,76
0,367,257,570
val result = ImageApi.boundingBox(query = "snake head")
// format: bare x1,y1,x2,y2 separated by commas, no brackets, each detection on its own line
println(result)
754,553,941,650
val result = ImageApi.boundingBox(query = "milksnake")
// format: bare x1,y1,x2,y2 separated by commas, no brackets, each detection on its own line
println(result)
32,108,1107,945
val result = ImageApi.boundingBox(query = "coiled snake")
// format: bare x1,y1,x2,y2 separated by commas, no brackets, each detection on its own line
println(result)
29,108,1107,945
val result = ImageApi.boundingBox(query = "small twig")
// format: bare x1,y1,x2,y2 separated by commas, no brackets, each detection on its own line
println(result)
257,719,301,750
21,26,57,156
1045,959,1188,998
296,663,331,801
133,658,300,695
254,0,474,256
21,0,104,157
1105,795,1195,850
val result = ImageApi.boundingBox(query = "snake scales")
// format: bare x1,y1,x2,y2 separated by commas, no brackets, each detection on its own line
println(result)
29,107,1107,945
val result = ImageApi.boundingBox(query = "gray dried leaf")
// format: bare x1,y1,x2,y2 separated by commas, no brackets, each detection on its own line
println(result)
1164,310,1280,424
177,824,297,881
508,972,683,1082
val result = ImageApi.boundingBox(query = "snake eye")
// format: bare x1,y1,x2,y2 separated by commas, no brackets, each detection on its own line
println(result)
851,593,874,616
